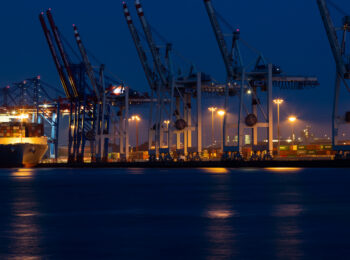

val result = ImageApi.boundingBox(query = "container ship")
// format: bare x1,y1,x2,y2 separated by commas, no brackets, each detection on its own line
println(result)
0,120,48,167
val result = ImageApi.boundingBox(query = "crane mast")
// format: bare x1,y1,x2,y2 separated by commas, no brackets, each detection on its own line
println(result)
135,0,168,86
39,13,71,99
73,25,100,101
122,2,156,90
316,0,347,76
203,0,235,80
46,9,79,98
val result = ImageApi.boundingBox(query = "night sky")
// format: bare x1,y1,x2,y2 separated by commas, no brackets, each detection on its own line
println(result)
0,0,349,138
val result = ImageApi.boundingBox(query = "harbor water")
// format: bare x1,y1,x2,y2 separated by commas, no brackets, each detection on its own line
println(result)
0,167,349,259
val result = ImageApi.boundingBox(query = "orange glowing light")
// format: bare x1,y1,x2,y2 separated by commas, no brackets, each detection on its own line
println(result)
11,169,34,179
129,115,141,121
288,116,297,123
273,98,284,105
265,167,301,173
163,120,170,127
217,110,225,117
206,210,234,219
208,106,217,112
112,85,124,96
202,168,229,174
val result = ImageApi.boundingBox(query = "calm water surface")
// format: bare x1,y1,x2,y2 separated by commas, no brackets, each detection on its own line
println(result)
0,167,349,259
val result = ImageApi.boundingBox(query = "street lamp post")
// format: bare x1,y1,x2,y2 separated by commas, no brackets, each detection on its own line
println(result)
288,116,297,145
208,107,217,146
163,120,170,146
273,98,284,156
130,115,141,151
217,109,225,152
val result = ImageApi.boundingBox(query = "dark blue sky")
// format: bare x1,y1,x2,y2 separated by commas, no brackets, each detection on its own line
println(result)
0,0,349,135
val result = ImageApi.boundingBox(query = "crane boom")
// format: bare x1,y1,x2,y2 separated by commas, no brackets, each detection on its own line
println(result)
135,0,168,86
122,2,156,90
46,9,79,98
203,0,234,80
317,0,346,76
73,25,100,101
39,13,71,99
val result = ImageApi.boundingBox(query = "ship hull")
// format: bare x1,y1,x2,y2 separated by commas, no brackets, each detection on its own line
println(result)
0,143,48,167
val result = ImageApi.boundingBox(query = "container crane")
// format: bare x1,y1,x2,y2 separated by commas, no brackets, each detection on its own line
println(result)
123,1,204,161
39,10,103,163
123,2,162,160
123,2,161,159
40,9,136,163
72,25,110,162
203,0,319,161
316,0,350,157
39,10,79,162
203,0,273,160
133,0,174,160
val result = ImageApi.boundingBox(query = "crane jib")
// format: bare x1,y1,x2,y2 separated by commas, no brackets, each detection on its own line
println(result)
39,13,71,99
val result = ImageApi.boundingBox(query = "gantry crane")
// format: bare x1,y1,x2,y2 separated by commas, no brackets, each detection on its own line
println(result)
123,1,206,161
39,9,121,163
316,0,350,158
40,9,84,163
72,24,111,162
203,0,319,160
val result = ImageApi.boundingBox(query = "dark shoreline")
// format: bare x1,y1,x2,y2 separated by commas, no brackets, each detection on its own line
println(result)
28,159,350,169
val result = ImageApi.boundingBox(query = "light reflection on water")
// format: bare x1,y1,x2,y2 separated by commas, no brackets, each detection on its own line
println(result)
127,168,145,175
272,175,304,259
265,168,302,173
206,222,235,260
201,168,230,174
273,204,304,218
8,169,42,259
11,169,35,180
205,171,236,259
274,204,303,259
206,209,235,219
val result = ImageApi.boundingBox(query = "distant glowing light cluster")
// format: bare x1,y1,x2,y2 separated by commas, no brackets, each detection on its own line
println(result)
208,107,217,113
0,113,29,123
129,115,141,121
273,98,284,105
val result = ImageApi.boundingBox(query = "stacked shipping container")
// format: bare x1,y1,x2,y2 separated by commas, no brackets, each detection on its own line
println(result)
0,123,44,138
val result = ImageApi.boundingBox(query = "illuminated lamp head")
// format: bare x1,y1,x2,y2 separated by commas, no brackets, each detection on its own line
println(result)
112,85,124,96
